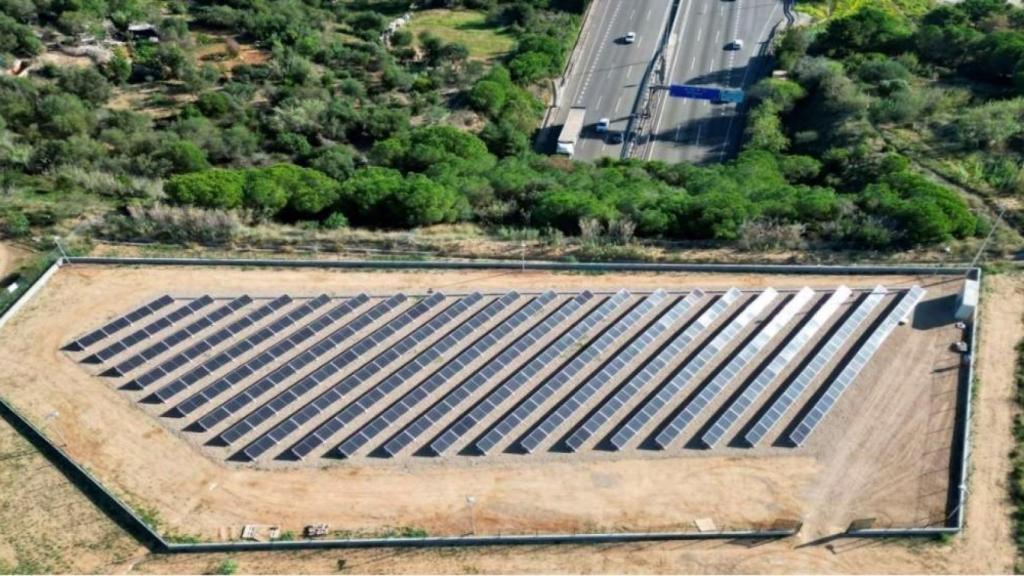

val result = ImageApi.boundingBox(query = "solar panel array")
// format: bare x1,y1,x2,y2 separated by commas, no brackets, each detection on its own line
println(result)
64,295,174,352
236,293,485,462
123,296,292,391
83,296,215,364
744,286,887,446
788,285,926,447
609,289,778,451
519,290,702,453
701,287,851,447
211,293,448,446
474,290,667,455
63,285,926,463
653,287,815,449
106,296,253,377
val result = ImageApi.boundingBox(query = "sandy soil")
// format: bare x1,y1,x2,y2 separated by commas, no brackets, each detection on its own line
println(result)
0,266,1015,573
0,242,32,278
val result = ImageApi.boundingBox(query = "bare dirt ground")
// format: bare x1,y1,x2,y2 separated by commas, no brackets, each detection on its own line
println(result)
0,241,32,278
0,265,1016,574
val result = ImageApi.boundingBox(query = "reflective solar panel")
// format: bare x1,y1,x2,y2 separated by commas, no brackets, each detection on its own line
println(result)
744,286,888,446
474,290,668,455
107,296,253,377
279,292,520,461
700,287,850,447
83,296,215,364
234,293,482,462
337,292,557,458
64,295,174,352
381,293,591,458
189,294,405,432
608,288,777,451
519,290,702,454
167,295,370,418
141,295,331,404
212,293,448,447
426,290,630,456
653,287,812,449
564,288,739,452
788,285,925,446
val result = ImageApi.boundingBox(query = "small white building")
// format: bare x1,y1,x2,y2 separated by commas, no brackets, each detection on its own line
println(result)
955,278,979,321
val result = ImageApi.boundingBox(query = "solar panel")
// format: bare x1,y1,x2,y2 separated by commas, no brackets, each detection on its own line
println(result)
653,287,812,449
83,296,215,365
189,294,406,432
106,296,253,377
141,295,331,404
701,286,850,447
788,285,925,446
233,293,482,462
563,288,738,452
336,292,557,458
380,293,591,458
211,292,447,447
426,290,630,456
608,288,777,451
124,296,293,390
166,295,371,418
474,290,668,455
279,292,521,461
64,295,174,352
519,290,702,454
744,286,888,446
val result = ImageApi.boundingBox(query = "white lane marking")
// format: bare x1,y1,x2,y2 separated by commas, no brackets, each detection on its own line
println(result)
695,124,703,147
675,124,684,142
645,0,693,160
646,8,652,21
697,27,702,42
719,0,782,161
596,94,605,109
636,36,643,49
690,56,696,70
715,29,720,43
615,94,624,112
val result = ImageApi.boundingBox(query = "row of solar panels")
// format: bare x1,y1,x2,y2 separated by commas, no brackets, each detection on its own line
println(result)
66,286,924,461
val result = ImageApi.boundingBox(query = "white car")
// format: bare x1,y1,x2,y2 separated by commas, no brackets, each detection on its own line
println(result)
727,38,744,50
624,31,636,44
596,118,611,133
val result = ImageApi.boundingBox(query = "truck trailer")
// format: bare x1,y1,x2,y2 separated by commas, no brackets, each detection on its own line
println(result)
556,107,587,156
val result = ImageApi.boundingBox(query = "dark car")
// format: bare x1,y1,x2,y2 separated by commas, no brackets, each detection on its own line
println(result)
607,131,624,144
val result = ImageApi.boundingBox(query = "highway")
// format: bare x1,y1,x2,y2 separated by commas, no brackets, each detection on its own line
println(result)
542,0,673,162
636,0,788,164
541,0,788,165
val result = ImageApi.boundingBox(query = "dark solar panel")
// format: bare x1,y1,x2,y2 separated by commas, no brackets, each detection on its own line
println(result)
519,291,701,454
234,293,481,462
474,291,667,455
190,294,406,433
83,296,214,365
139,295,328,403
381,293,590,458
338,292,555,458
279,292,519,461
167,295,369,418
426,290,629,456
64,295,174,352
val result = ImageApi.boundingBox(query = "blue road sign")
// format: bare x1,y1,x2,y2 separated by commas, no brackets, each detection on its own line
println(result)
668,85,745,103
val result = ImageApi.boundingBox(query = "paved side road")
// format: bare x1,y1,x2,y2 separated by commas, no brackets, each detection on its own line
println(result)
539,0,673,162
635,0,787,164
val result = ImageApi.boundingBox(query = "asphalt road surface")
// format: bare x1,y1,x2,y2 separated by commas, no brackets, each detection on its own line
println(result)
542,0,673,162
635,0,788,164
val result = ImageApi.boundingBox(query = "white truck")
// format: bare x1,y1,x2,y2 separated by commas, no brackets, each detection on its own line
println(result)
556,107,587,156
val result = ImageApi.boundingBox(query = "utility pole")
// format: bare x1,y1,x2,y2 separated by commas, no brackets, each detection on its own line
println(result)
465,495,476,535
53,236,70,264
